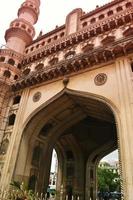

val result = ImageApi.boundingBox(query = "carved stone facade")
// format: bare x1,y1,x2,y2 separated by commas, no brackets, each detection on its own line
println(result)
0,0,133,200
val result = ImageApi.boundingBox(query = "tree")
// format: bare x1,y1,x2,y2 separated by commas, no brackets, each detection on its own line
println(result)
97,167,121,192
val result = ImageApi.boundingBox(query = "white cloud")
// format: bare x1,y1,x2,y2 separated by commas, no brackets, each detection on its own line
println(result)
102,150,118,162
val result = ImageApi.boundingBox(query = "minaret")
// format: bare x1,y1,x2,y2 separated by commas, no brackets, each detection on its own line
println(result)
5,0,40,54
0,0,40,143
0,0,41,81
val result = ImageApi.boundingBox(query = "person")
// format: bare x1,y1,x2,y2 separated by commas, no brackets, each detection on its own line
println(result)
47,186,51,199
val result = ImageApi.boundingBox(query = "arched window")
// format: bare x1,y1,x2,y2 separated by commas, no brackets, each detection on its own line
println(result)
32,146,42,166
8,58,15,66
8,114,16,126
28,29,31,34
65,51,75,59
39,123,53,137
54,35,58,40
82,44,94,53
23,68,31,75
3,70,11,78
41,41,45,46
90,18,96,24
116,6,123,12
36,44,40,49
0,139,9,155
47,38,51,43
13,95,21,105
49,57,58,65
21,24,26,29
60,32,65,37
82,21,87,27
99,14,104,20
107,10,113,16
101,36,115,45
14,75,18,80
126,2,132,8
17,63,22,69
0,57,5,62
30,47,34,51
15,23,19,27
35,63,44,71
26,49,29,54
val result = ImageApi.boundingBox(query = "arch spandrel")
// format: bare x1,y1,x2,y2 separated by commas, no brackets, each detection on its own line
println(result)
22,63,120,128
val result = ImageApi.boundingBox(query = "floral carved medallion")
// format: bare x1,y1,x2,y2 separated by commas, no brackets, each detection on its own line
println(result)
33,92,41,102
94,73,107,86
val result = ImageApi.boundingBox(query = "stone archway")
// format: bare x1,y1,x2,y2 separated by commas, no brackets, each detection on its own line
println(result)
9,89,121,199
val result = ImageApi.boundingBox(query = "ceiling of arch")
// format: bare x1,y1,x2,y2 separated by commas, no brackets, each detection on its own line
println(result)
38,91,117,160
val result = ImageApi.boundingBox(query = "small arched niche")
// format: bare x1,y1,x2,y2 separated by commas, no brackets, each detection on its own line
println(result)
8,114,16,126
8,58,15,66
3,70,11,78
123,27,133,37
49,57,58,66
101,36,115,46
32,145,42,167
0,139,9,155
35,63,44,71
82,43,94,53
13,95,21,105
23,68,31,75
65,51,75,59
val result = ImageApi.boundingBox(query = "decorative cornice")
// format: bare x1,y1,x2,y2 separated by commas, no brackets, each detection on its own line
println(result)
12,36,133,91
24,7,133,64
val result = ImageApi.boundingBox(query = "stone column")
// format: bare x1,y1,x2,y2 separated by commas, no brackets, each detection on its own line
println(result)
115,58,133,200
37,144,53,193
74,158,85,200
0,82,10,143
56,152,64,200
0,89,30,188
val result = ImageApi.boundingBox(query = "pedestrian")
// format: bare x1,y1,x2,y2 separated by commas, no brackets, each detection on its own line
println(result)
47,186,50,199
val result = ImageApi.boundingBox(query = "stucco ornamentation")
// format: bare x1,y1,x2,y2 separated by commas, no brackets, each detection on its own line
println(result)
33,92,41,102
94,73,107,86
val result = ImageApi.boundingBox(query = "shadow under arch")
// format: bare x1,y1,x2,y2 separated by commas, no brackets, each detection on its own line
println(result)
22,87,120,140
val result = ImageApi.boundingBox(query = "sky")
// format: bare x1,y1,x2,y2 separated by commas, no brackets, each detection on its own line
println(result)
51,150,118,172
0,0,118,166
0,0,112,45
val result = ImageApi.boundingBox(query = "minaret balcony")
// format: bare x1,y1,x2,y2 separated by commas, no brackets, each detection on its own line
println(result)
10,19,35,38
0,49,23,63
5,27,35,46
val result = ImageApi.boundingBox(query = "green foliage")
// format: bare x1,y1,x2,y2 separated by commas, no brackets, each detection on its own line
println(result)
8,181,36,200
97,167,121,192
